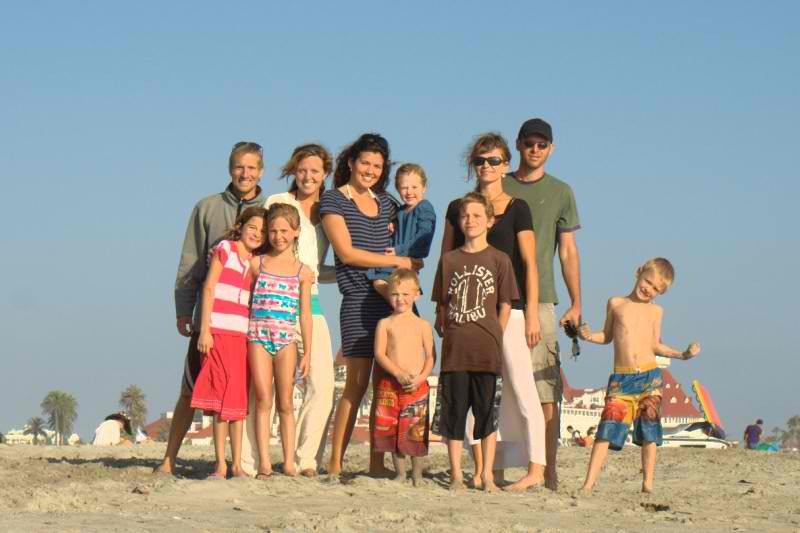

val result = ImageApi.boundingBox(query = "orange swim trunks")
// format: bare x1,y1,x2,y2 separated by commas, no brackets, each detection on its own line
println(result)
373,375,429,457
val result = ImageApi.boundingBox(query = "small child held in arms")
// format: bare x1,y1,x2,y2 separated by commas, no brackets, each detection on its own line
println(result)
431,192,518,492
578,257,701,493
373,268,435,486
368,163,436,302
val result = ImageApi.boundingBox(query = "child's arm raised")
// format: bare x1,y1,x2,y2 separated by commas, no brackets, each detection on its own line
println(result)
297,264,314,379
198,249,226,354
374,319,414,385
407,320,436,392
652,306,701,359
578,298,616,345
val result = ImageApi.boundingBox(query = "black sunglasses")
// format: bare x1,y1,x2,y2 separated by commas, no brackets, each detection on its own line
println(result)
522,139,550,150
472,156,505,167
233,141,263,154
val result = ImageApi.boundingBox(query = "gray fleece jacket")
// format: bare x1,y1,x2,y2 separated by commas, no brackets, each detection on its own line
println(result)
174,184,266,322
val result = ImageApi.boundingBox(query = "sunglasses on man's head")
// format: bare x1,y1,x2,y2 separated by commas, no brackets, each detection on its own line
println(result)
233,141,263,154
472,156,505,167
522,139,550,150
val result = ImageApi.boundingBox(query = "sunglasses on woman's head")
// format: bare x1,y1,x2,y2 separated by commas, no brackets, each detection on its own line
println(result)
472,156,505,167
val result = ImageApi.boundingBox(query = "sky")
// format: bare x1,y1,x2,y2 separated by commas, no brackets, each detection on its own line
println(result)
1,2,798,442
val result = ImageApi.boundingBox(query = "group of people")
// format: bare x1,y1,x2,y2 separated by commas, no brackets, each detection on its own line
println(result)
153,117,701,494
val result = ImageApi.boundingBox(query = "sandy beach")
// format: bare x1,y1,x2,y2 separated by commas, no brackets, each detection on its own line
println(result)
1,442,798,532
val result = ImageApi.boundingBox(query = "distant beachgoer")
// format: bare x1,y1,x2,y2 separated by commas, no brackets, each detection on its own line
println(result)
321,133,422,477
373,269,435,486
432,192,519,492
93,412,132,446
504,118,583,490
156,142,267,476
368,163,436,303
189,206,268,479
744,419,764,449
247,203,314,479
577,258,701,493
584,426,596,448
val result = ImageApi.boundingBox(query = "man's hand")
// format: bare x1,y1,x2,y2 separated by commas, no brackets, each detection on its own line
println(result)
176,316,193,337
559,306,581,329
525,312,541,348
683,342,701,359
577,323,591,341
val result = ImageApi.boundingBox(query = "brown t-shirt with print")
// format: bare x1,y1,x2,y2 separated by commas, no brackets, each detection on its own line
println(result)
431,246,519,374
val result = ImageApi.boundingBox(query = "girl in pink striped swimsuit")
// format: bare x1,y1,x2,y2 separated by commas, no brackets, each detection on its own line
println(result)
248,203,313,478
190,206,268,480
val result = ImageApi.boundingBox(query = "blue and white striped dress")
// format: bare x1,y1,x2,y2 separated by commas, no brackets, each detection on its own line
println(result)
319,188,395,358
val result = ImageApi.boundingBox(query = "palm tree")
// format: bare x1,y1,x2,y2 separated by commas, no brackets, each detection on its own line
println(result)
119,385,147,433
24,416,48,445
41,390,78,446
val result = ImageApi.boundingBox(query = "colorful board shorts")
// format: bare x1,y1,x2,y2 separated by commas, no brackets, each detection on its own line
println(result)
596,363,663,451
373,375,429,457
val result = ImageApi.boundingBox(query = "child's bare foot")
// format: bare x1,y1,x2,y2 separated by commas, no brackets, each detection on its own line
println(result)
411,459,424,487
153,459,175,476
300,468,317,478
283,465,298,477
482,474,498,493
579,482,594,494
211,464,228,479
449,478,465,491
327,461,342,476
505,473,545,492
641,483,653,494
467,475,483,490
230,466,248,478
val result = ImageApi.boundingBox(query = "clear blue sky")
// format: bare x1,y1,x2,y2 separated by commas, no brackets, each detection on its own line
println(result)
1,2,798,441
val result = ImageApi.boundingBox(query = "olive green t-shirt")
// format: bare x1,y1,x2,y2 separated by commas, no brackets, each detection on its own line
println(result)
502,172,580,305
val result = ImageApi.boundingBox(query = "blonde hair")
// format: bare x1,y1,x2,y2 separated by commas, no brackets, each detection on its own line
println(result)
280,143,333,194
265,203,301,254
458,191,495,220
387,268,420,291
229,141,264,171
395,163,428,189
637,257,675,290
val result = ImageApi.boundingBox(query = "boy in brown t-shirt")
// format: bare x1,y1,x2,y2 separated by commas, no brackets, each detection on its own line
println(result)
432,192,519,492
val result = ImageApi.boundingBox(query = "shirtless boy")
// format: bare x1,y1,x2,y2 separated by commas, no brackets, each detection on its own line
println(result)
577,257,700,493
373,268,435,486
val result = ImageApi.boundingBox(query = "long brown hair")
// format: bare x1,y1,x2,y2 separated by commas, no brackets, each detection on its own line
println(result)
265,203,302,255
332,133,392,193
465,132,512,184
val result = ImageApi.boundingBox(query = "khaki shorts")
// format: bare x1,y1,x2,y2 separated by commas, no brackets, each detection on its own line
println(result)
530,303,562,403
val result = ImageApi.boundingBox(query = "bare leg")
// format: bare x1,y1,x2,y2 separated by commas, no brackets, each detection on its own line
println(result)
411,456,424,487
212,415,229,477
327,357,373,475
506,461,546,492
248,344,274,477
481,431,498,492
581,439,610,492
274,344,299,476
155,391,194,475
229,420,246,477
447,439,465,490
369,367,391,477
392,453,406,481
469,443,484,489
541,402,560,490
641,441,656,493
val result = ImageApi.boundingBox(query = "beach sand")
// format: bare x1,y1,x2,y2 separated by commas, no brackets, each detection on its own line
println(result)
1,442,798,532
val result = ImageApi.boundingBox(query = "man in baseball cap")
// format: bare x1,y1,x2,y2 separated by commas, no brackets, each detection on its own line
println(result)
503,118,582,490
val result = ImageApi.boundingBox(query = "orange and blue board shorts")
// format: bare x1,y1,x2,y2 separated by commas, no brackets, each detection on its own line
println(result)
596,363,663,451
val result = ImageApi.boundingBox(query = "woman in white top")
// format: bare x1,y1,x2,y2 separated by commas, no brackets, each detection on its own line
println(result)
92,412,132,446
241,144,336,477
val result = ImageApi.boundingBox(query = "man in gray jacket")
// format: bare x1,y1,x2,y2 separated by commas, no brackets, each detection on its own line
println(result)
156,141,267,475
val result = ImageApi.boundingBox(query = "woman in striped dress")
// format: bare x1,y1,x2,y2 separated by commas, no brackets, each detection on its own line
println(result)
320,133,422,476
